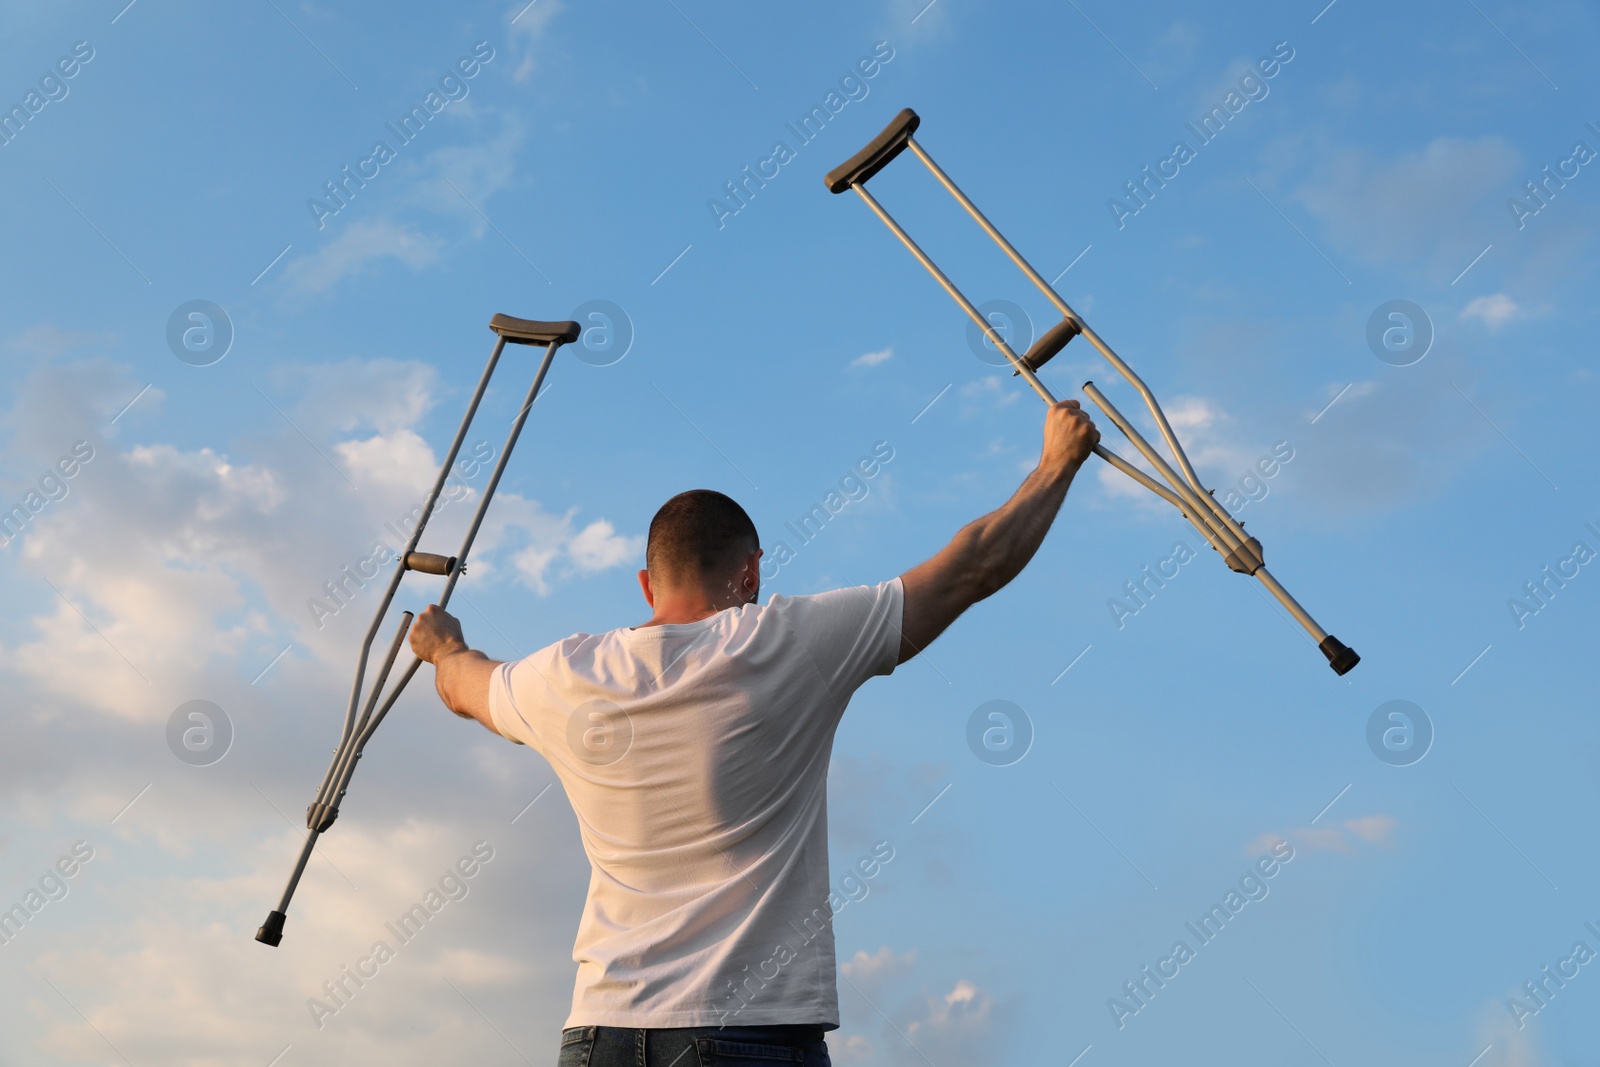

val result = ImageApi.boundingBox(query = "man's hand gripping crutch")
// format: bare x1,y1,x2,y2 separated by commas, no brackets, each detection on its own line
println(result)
825,108,1359,676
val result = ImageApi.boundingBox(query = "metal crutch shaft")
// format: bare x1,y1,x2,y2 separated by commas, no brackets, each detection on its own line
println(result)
306,335,512,820
1081,382,1347,650
306,611,415,833
848,180,1243,557
903,135,1251,550
1081,382,1259,573
326,331,564,782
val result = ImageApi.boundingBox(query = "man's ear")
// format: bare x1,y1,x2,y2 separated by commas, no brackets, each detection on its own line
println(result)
637,568,655,607
742,549,763,601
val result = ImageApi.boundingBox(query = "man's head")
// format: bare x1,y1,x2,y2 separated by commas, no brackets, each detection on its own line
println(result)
638,489,762,612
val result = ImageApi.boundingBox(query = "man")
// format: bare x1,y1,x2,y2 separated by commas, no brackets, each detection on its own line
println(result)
407,399,1098,1066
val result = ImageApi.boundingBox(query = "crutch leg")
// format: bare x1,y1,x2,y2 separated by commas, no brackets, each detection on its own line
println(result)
1081,383,1259,574
1081,381,1357,670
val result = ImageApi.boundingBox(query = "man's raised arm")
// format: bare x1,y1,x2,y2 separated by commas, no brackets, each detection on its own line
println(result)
896,399,1099,664
409,604,505,735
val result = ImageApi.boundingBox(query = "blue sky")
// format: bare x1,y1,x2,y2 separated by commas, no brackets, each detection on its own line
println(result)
2,0,1598,1064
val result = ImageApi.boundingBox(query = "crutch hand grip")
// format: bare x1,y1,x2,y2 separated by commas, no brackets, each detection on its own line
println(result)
826,108,921,193
404,551,457,576
1012,317,1083,376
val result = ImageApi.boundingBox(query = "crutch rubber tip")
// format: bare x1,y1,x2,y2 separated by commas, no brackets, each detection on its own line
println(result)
1319,636,1360,675
255,910,287,947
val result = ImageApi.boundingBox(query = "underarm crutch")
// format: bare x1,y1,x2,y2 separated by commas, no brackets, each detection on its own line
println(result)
255,313,580,947
825,109,1359,675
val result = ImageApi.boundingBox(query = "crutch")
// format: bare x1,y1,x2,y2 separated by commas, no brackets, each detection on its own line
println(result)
255,313,581,947
825,109,1359,675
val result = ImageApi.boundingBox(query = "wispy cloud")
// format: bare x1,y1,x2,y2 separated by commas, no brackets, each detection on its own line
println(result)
1248,813,1399,855
282,218,442,295
1290,135,1520,269
1461,293,1524,330
506,0,565,83
851,346,893,369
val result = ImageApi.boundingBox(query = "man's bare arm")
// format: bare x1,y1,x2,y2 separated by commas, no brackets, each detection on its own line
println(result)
408,604,504,735
897,399,1099,664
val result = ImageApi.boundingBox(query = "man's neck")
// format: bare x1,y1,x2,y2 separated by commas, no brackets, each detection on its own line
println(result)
638,591,750,629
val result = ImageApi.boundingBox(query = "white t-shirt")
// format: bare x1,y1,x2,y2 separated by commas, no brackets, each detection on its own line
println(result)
488,578,904,1029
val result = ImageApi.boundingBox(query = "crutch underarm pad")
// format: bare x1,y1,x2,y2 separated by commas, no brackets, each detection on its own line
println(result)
405,551,457,576
489,314,581,345
1319,636,1360,675
825,108,921,193
1012,317,1083,375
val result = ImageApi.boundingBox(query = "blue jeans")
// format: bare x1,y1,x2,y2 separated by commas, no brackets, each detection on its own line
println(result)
557,1024,831,1066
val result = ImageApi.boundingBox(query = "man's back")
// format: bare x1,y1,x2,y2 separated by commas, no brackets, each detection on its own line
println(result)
489,580,904,1028
412,412,1098,1058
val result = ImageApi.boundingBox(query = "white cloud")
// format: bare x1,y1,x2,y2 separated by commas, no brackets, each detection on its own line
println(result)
0,343,631,1066
1290,136,1520,267
1191,56,1274,123
841,945,916,986
435,947,530,985
957,376,1021,416
277,108,527,298
1144,20,1200,83
0,352,639,724
851,347,893,369
1289,365,1488,511
282,219,442,296
19,814,581,1066
1089,392,1256,515
836,944,1010,1066
567,519,643,572
1344,814,1397,844
1,323,116,363
897,977,1000,1065
407,121,526,236
469,495,637,595
336,430,440,496
285,357,439,438
1472,994,1554,1067
1248,813,1399,855
1461,293,1523,330
506,0,565,84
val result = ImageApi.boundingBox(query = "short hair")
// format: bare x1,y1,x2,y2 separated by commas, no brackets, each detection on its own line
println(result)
646,489,759,583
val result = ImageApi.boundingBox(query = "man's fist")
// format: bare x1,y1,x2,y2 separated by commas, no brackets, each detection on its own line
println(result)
409,604,467,665
1039,399,1100,477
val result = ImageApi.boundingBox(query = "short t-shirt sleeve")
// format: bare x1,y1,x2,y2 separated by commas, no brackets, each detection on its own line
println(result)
488,658,538,750
772,578,904,702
